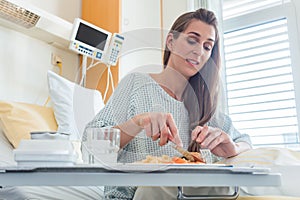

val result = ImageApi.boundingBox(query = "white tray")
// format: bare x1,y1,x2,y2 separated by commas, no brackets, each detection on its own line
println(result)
76,163,271,174
0,163,271,175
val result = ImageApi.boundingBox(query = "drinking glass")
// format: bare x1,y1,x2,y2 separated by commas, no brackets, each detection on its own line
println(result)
82,127,120,165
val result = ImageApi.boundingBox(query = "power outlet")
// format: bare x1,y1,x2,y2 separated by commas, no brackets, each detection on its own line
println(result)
51,53,62,65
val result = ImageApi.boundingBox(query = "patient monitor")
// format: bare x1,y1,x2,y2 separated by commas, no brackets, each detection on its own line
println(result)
69,18,124,65
69,18,112,62
69,18,124,87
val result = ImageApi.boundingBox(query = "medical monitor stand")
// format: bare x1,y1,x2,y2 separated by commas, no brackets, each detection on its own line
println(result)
82,55,87,87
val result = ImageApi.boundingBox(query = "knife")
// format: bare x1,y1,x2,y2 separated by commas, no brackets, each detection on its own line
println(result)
166,133,205,162
171,143,204,162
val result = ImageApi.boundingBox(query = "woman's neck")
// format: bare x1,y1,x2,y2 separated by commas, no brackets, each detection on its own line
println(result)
150,67,188,101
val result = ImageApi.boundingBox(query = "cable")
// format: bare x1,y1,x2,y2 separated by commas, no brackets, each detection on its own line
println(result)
77,57,116,101
80,57,95,86
108,66,115,93
86,60,100,71
103,65,111,101
79,55,88,87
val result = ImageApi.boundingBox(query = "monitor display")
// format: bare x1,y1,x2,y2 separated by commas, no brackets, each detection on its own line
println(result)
75,22,108,51
69,18,112,62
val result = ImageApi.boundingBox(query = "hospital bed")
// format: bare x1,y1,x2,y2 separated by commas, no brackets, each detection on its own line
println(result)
0,72,300,200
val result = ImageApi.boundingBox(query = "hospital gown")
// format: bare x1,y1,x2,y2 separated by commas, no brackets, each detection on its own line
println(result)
83,72,251,200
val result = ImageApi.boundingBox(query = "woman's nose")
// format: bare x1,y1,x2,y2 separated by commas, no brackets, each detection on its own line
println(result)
192,45,203,56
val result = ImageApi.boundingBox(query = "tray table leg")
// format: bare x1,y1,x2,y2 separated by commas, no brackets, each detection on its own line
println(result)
177,186,240,200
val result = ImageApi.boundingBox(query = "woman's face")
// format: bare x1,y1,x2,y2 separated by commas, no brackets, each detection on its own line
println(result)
167,19,216,79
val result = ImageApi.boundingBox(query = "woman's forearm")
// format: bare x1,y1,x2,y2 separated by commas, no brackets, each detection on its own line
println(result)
114,115,143,148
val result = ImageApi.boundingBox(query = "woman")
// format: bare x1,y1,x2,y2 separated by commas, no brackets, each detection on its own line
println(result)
84,8,252,199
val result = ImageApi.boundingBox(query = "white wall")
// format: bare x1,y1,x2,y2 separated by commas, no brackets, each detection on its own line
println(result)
0,0,81,105
119,0,188,79
119,0,161,79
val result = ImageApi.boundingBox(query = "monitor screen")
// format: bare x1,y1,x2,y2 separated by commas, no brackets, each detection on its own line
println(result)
75,22,108,51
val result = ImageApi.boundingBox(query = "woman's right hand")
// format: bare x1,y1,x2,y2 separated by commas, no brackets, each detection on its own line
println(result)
134,112,183,147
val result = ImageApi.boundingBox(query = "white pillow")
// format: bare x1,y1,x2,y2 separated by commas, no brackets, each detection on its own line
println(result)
47,70,104,141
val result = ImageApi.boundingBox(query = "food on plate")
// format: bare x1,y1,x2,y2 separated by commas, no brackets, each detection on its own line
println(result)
137,153,205,164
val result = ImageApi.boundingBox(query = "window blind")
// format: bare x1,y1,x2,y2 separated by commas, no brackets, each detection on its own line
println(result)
223,1,299,149
223,0,290,20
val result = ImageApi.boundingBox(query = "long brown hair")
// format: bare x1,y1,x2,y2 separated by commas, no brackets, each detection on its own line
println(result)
163,8,221,129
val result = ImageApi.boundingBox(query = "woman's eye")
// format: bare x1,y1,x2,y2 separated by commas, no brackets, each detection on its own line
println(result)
186,37,197,45
204,44,212,51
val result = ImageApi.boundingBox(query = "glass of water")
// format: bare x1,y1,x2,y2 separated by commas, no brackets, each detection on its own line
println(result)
82,127,120,165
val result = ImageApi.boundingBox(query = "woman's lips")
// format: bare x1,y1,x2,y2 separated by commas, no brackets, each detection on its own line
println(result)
186,58,199,66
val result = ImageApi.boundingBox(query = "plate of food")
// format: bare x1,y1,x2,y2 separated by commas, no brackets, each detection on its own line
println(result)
97,154,270,174
96,154,228,173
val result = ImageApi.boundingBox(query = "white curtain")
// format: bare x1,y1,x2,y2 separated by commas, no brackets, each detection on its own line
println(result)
198,0,210,9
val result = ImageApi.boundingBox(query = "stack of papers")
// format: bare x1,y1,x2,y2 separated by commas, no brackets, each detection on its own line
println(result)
13,140,77,166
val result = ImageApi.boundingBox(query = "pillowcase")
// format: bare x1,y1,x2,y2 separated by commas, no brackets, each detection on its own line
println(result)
47,70,104,141
0,101,58,148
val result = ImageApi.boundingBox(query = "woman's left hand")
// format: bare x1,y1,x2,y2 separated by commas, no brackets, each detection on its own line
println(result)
191,126,239,158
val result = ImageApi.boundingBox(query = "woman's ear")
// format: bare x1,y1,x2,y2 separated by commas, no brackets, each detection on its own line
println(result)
166,33,174,51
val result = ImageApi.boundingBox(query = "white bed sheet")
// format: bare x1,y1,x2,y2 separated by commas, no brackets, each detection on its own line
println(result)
218,147,300,197
0,128,14,166
0,186,104,200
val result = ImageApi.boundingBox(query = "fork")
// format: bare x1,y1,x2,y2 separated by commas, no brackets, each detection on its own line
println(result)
199,148,212,164
188,137,213,164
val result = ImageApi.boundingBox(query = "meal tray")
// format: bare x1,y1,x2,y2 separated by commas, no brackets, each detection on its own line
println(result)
97,163,271,174
0,163,271,174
